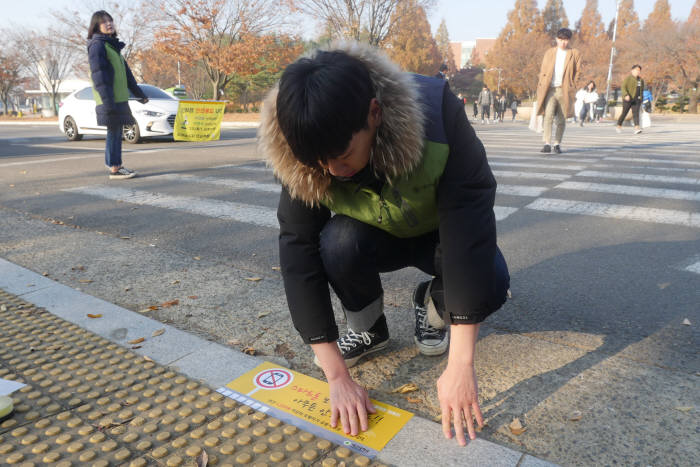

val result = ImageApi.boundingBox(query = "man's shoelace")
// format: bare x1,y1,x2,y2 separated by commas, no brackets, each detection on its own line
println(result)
337,328,373,352
416,305,443,339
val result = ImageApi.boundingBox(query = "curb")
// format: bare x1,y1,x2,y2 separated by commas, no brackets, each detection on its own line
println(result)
0,121,260,128
0,121,58,126
0,257,556,466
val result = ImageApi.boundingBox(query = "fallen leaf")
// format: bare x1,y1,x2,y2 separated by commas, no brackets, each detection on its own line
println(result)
228,338,241,346
87,314,102,319
171,280,180,285
188,295,198,299
196,449,209,467
392,383,419,394
160,299,179,308
124,287,131,292
193,256,201,260
569,410,582,421
9,184,14,188
257,311,270,318
271,266,281,271
120,236,131,240
149,305,159,311
433,414,442,422
143,356,153,362
406,396,422,403
0,305,7,312
128,337,145,345
675,406,693,413
507,289,512,299
152,329,165,337
657,282,671,289
682,318,691,326
242,346,256,355
509,418,526,435
245,277,262,282
42,272,49,277
131,345,142,349
72,265,85,271
78,279,93,283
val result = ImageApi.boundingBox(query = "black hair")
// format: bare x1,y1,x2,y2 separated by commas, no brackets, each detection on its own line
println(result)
556,28,573,39
586,80,596,90
631,64,642,70
439,63,448,72
276,50,375,167
88,10,115,39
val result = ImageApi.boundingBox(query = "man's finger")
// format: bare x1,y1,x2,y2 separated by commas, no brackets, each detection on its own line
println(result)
357,402,369,432
463,406,476,440
331,406,339,428
473,402,485,428
340,408,350,434
453,407,467,446
440,404,452,439
348,407,360,436
364,395,376,414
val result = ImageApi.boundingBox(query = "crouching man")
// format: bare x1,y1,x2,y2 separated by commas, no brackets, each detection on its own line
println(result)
259,43,510,446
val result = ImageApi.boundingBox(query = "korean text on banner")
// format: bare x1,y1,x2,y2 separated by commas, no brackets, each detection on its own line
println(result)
173,100,226,141
223,361,413,457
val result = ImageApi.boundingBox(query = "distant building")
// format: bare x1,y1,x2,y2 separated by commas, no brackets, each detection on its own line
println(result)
450,38,496,68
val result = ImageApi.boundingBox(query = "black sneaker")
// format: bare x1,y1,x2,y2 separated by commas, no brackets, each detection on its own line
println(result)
314,315,389,368
540,144,551,153
109,167,136,179
553,145,562,154
412,281,448,356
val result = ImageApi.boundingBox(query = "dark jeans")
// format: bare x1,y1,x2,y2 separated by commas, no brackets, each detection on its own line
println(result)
617,99,640,127
579,103,590,122
481,105,490,120
318,215,509,322
105,125,123,167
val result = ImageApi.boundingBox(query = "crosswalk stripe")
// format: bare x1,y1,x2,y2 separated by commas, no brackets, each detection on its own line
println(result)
604,157,700,167
497,185,548,197
685,261,700,274
494,206,519,221
593,163,700,174
556,181,700,202
210,164,270,171
153,174,281,193
526,198,700,228
577,170,700,185
493,170,571,181
489,154,598,163
63,186,279,228
489,161,585,171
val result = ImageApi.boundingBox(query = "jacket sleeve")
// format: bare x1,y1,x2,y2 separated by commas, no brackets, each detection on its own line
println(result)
437,87,499,324
125,62,147,100
277,187,337,344
88,42,115,109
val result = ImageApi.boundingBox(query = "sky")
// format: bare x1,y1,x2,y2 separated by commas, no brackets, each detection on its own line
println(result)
1,0,696,41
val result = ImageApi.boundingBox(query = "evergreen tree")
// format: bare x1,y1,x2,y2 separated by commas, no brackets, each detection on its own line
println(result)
542,0,569,38
435,19,457,72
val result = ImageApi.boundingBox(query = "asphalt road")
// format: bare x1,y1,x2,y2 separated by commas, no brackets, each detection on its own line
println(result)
1,119,698,466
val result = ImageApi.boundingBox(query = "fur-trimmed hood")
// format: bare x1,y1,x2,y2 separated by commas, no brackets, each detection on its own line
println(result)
258,42,425,206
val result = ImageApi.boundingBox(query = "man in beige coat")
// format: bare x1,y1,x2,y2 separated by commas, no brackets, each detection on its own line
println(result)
535,28,581,154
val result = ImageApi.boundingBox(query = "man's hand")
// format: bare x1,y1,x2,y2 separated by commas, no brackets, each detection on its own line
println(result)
438,323,483,446
437,362,484,446
624,95,630,102
328,374,376,435
312,341,376,436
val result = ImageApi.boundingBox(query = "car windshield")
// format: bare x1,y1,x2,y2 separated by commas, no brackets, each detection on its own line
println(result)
129,85,174,100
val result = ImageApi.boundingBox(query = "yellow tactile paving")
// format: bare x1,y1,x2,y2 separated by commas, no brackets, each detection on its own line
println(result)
0,290,390,466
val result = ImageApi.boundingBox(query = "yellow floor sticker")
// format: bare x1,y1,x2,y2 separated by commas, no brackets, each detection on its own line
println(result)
220,361,413,458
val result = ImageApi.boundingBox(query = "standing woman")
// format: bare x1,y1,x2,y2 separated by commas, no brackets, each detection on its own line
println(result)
87,10,148,179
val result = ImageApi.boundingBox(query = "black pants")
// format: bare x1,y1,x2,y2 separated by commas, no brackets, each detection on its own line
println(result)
579,103,590,122
318,215,510,320
617,99,640,127
481,105,490,120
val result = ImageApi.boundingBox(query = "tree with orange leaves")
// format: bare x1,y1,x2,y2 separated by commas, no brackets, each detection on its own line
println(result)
574,0,610,90
384,0,441,76
154,0,298,99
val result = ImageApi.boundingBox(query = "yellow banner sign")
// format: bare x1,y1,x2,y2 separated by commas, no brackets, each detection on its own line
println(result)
221,361,413,457
173,100,226,141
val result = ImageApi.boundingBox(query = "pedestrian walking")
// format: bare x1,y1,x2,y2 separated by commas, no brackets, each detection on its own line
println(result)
477,86,492,124
510,98,518,121
472,100,478,119
535,28,581,154
259,43,509,446
87,10,148,179
594,94,606,122
615,65,644,135
579,81,598,126
435,63,448,80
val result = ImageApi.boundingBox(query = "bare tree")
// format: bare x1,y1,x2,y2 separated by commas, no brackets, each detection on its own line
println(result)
13,30,79,116
0,51,26,115
293,0,435,46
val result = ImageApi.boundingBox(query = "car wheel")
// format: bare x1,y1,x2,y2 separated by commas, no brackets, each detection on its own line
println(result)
64,117,83,141
123,123,141,144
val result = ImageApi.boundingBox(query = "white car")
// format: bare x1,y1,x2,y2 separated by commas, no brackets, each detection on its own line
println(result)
58,84,179,143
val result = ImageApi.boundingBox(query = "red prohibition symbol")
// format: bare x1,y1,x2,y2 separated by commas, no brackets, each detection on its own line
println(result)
254,368,293,390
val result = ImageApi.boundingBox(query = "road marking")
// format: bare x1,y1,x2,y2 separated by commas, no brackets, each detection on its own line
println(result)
490,161,585,171
0,154,102,167
489,154,598,163
493,170,571,181
153,174,281,193
494,206,519,221
63,186,279,228
497,184,548,197
603,156,700,168
576,170,700,185
556,181,700,202
210,164,270,171
685,261,700,274
526,198,700,228
593,163,700,174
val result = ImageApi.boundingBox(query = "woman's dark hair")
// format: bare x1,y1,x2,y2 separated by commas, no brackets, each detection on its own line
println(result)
88,11,115,39
276,50,375,167
586,80,596,90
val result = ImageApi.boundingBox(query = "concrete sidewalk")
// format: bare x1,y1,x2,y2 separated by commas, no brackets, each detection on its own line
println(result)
0,258,554,467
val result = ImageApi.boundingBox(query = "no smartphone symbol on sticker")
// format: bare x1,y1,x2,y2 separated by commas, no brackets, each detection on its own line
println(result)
254,368,293,390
